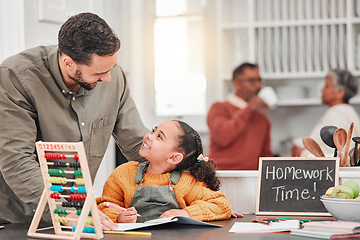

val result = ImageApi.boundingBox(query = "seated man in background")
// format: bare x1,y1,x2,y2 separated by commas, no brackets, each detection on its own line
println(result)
292,69,360,157
207,63,273,170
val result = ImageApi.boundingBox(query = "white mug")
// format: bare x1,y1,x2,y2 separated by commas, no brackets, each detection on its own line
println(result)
258,86,278,109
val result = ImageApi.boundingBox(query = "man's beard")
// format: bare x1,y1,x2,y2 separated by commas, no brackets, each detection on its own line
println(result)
69,69,96,90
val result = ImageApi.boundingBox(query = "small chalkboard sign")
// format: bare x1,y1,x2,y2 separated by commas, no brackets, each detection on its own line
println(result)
256,157,339,216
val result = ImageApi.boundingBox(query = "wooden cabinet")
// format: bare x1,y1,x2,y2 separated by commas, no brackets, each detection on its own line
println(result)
215,0,360,106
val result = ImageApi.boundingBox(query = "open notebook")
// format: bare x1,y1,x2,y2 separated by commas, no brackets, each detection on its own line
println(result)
115,216,222,231
229,220,300,233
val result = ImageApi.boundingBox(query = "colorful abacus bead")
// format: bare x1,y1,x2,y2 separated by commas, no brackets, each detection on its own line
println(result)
54,208,67,215
61,201,72,208
85,218,94,225
69,194,86,201
75,178,84,185
74,170,82,176
56,216,70,223
53,161,67,167
69,162,80,168
56,216,68,223
75,202,84,208
49,177,67,184
50,185,63,192
48,169,66,176
72,226,95,233
71,186,86,193
50,193,61,199
76,209,92,216
56,216,93,225
51,162,80,168
45,153,66,159
62,201,84,208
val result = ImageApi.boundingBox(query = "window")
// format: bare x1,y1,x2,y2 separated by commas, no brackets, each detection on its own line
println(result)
154,0,206,116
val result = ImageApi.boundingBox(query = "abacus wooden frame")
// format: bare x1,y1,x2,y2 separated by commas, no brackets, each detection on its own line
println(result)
27,141,103,240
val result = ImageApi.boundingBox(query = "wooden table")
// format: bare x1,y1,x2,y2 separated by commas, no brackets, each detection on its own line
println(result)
0,215,335,240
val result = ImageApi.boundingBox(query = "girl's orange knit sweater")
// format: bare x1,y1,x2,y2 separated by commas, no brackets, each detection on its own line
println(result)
96,161,232,222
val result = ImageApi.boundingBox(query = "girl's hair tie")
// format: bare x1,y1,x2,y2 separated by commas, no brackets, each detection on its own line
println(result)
197,154,209,162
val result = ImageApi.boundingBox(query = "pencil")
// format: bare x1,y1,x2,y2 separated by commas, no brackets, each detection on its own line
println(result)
104,231,151,236
260,218,280,222
277,217,310,222
104,202,141,217
252,219,272,225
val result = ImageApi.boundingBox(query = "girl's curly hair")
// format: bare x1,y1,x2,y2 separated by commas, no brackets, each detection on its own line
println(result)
174,120,220,191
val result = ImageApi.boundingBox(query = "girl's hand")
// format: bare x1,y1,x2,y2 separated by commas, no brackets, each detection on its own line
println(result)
159,209,190,218
117,207,138,223
98,210,118,231
64,210,118,231
231,211,244,218
61,211,78,226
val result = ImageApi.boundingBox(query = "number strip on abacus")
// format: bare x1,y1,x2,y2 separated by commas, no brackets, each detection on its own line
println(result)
27,142,103,240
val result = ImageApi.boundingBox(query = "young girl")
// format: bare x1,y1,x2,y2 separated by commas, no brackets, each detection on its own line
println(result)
96,120,232,223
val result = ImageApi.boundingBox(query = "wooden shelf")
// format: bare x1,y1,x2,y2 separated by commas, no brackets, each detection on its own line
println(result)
222,72,327,81
277,98,321,107
222,19,352,29
217,0,360,103
276,96,360,107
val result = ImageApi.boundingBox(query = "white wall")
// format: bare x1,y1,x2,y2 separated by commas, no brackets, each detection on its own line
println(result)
0,0,25,62
0,0,116,196
2,1,360,196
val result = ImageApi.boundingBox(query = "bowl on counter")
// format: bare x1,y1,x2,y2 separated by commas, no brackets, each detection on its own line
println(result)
320,196,360,222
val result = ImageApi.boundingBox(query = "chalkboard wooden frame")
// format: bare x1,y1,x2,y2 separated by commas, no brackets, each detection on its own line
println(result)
256,157,339,216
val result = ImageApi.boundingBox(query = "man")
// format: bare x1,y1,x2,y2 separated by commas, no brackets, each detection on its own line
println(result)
0,12,147,227
207,63,273,170
292,69,360,158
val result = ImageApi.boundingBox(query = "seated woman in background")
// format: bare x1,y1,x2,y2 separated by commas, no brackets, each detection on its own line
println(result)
292,69,360,159
96,120,232,223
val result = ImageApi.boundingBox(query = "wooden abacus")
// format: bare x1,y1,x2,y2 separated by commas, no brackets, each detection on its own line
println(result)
28,141,103,240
